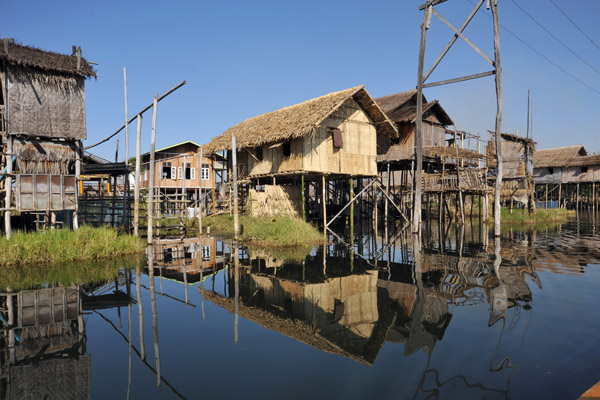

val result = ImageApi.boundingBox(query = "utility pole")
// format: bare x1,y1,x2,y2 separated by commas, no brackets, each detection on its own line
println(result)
413,0,503,235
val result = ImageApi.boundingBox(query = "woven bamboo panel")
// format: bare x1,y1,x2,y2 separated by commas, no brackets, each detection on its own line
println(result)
249,185,302,218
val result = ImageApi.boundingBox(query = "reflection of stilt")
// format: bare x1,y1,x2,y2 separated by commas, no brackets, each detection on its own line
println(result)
135,263,146,360
127,303,132,400
148,250,162,389
234,241,239,344
7,293,16,364
200,269,206,322
183,265,188,304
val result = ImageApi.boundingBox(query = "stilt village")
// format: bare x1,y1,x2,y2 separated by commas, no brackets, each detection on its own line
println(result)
2,1,600,398
1,35,599,240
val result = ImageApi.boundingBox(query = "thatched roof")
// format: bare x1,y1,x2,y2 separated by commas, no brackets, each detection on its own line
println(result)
203,86,398,154
534,145,587,168
490,131,535,146
424,146,485,160
375,90,453,126
0,38,96,78
13,138,77,174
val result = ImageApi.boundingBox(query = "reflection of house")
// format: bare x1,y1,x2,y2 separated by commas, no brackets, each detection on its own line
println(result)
533,145,600,209
152,236,221,283
1,39,96,231
0,286,90,399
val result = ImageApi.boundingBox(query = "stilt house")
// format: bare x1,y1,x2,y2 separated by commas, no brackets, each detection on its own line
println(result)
486,132,536,207
204,85,397,182
375,89,488,220
0,38,96,231
533,145,600,209
203,85,397,219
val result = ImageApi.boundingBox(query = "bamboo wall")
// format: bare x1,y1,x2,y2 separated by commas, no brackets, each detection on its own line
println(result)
487,139,529,178
303,98,377,176
535,165,600,184
2,68,86,140
377,121,445,162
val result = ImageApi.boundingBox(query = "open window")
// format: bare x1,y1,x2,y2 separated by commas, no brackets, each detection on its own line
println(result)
256,146,263,161
162,162,173,179
185,163,191,179
282,141,291,157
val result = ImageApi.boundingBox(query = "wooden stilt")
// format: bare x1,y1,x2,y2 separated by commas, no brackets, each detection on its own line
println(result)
147,96,158,244
134,115,142,236
232,135,239,238
322,175,327,233
301,174,306,221
4,134,13,238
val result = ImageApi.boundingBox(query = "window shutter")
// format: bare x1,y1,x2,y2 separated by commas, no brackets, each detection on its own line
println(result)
191,168,196,180
171,166,176,179
178,167,182,179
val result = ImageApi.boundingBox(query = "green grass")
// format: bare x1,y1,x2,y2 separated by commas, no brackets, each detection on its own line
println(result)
496,207,572,225
0,226,146,268
0,257,140,292
204,214,323,248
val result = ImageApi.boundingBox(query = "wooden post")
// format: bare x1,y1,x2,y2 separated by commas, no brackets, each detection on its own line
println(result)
123,67,130,229
232,134,239,238
301,174,306,221
385,162,390,225
182,155,187,216
134,115,142,236
350,178,354,240
322,175,327,233
577,183,580,213
492,0,503,237
545,183,548,209
4,135,13,238
413,4,431,234
483,193,489,221
73,140,81,230
198,146,203,232
147,96,158,244
558,182,562,209
212,156,216,215
147,249,161,389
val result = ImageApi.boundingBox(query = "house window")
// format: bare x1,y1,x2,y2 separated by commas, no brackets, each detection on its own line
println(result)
202,245,211,261
185,163,191,179
201,164,210,180
548,167,554,174
582,166,588,173
256,146,263,161
162,162,172,179
144,169,147,181
282,141,291,157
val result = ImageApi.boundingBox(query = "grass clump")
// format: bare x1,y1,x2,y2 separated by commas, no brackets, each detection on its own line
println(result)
204,214,322,248
0,226,145,267
497,207,572,225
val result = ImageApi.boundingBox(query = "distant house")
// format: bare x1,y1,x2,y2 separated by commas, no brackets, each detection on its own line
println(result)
375,89,455,164
0,38,96,231
486,132,536,206
204,85,397,183
534,145,600,209
139,141,221,208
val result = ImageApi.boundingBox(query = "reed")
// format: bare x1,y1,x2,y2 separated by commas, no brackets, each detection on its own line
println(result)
0,226,145,267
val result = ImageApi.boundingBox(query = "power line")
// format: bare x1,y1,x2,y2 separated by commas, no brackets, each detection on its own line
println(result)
549,0,600,52
465,0,600,96
509,0,600,75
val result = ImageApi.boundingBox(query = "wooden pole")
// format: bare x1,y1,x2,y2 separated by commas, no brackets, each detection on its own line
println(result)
350,178,354,240
147,96,158,244
322,175,327,233
198,146,203,232
558,182,562,208
4,135,12,238
413,4,431,234
545,183,548,209
147,249,161,389
212,156,216,215
135,261,146,360
301,174,306,221
73,140,81,230
123,67,130,229
134,115,142,237
385,162,390,225
182,155,187,215
232,134,239,238
492,0,503,237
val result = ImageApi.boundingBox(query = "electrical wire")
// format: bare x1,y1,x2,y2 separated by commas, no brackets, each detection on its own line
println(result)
549,0,600,52
465,0,600,96
509,0,600,75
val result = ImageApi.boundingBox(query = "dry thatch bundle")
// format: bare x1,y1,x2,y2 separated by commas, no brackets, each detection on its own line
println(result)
13,138,77,175
0,38,96,78
249,185,302,219
203,86,397,154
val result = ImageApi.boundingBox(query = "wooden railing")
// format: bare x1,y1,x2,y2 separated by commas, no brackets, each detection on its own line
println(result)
422,169,487,192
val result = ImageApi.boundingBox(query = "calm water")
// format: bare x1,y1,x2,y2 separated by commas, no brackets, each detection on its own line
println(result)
2,216,600,399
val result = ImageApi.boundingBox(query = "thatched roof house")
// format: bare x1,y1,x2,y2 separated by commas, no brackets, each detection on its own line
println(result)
534,145,600,184
204,85,397,180
1,39,97,216
0,38,96,140
375,89,456,163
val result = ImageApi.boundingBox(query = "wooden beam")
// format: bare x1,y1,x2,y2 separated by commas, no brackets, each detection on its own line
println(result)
423,70,495,88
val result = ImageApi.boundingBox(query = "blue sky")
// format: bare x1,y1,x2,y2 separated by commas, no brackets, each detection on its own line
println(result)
2,0,599,160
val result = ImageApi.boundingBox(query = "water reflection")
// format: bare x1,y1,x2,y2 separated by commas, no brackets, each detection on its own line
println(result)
1,216,599,399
